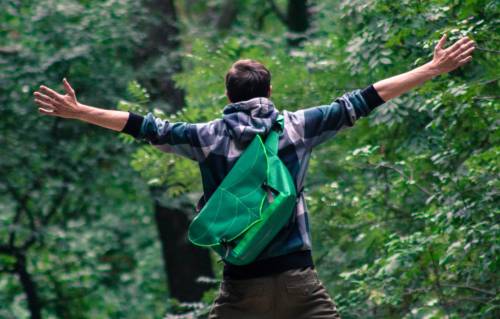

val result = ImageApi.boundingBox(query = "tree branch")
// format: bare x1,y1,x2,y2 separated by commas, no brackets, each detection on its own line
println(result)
215,0,238,31
375,162,434,197
20,181,71,250
472,96,500,100
268,0,288,25
0,265,16,273
475,46,500,54
428,247,451,317
331,215,412,230
0,244,14,255
41,182,70,226
5,176,42,248
255,7,272,30
441,283,496,296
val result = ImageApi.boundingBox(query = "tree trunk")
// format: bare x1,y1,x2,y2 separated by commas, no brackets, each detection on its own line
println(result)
287,0,309,46
15,253,42,319
134,0,185,109
134,0,215,302
269,0,310,46
287,0,309,33
216,0,239,31
154,201,214,302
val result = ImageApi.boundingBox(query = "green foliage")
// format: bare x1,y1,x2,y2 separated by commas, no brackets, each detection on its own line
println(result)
131,0,499,318
1,0,166,318
2,0,498,318
307,1,499,318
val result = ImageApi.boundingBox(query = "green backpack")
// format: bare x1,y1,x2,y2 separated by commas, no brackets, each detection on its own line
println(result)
187,115,297,265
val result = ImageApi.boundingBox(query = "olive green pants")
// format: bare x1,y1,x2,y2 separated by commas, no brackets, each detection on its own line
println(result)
208,267,341,319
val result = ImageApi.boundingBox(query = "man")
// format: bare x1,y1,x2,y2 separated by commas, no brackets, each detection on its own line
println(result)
34,34,475,319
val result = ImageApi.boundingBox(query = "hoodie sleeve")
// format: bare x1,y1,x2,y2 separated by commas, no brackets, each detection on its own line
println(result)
121,112,204,161
286,85,385,149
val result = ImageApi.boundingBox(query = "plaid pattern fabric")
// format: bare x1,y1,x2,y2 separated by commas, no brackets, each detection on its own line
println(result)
123,85,384,261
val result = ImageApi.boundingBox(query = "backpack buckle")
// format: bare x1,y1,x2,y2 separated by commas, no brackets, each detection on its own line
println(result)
220,238,233,259
262,182,279,203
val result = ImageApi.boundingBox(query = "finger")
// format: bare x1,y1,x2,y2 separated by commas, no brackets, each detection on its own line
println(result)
449,40,475,59
39,85,65,102
435,33,447,51
63,78,76,98
457,55,472,66
445,37,471,54
33,92,60,108
35,99,57,111
38,108,58,116
34,98,57,110
454,46,475,61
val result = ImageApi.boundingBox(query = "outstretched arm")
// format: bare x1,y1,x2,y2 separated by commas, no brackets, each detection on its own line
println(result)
289,35,475,149
33,78,129,132
373,34,475,101
34,79,204,161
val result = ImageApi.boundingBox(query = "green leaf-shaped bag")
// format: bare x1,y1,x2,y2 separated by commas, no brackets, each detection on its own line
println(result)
188,115,297,265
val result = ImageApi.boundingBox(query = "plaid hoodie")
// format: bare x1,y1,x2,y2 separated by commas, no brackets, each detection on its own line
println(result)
122,85,385,275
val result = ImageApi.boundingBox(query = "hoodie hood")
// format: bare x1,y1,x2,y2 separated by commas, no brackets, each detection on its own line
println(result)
222,97,279,143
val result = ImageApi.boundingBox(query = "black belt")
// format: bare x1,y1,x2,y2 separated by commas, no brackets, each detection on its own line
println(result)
223,250,314,280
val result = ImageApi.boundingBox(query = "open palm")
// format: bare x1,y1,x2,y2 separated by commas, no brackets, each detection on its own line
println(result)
432,34,475,74
33,78,82,119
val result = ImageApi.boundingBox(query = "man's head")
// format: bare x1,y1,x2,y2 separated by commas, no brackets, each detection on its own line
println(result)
225,59,272,103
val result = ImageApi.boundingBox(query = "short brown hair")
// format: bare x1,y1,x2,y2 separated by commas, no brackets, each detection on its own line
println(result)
225,59,271,103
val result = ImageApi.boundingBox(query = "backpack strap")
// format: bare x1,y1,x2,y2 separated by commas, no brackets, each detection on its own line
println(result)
265,113,284,155
271,114,284,133
195,114,284,215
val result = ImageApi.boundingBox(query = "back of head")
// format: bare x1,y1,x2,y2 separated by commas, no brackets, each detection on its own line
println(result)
225,59,271,103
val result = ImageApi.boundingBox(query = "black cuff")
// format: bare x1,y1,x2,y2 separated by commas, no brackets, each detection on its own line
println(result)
121,112,144,138
361,84,385,111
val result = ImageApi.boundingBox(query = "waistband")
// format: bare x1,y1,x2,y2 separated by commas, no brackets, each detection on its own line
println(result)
223,250,314,280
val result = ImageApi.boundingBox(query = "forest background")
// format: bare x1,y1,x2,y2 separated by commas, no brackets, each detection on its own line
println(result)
1,0,498,318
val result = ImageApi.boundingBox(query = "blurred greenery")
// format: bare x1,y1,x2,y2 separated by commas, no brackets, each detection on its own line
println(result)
1,0,498,318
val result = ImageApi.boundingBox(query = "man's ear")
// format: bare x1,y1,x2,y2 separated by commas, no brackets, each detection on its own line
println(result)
268,85,272,98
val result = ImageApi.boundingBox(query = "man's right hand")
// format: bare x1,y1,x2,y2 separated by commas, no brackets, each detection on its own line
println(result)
33,78,131,132
34,78,83,119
